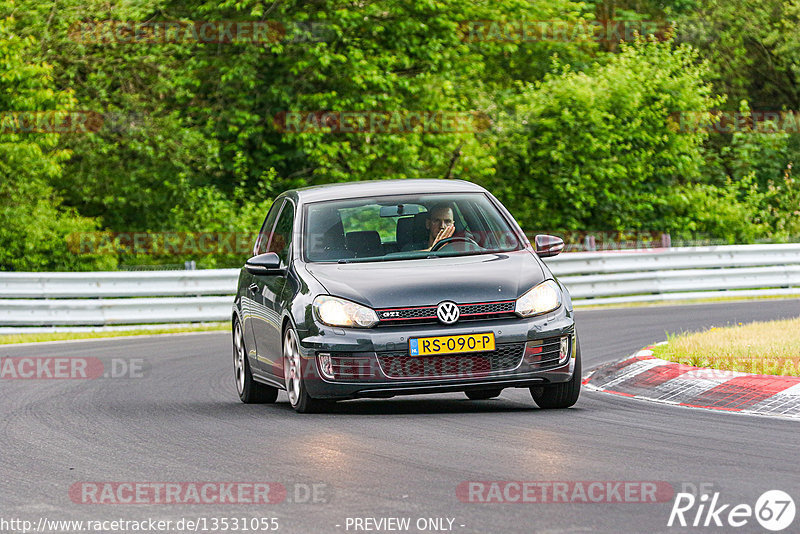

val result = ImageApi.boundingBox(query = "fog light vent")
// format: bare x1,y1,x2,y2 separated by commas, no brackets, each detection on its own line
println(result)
523,337,561,367
317,353,334,379
558,336,570,364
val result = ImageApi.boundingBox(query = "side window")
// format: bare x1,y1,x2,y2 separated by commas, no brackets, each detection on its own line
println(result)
254,200,284,256
268,202,295,267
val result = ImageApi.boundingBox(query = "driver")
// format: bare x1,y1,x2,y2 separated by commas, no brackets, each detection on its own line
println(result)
422,203,456,251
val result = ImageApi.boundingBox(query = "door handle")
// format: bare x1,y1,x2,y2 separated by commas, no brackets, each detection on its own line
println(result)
247,283,259,294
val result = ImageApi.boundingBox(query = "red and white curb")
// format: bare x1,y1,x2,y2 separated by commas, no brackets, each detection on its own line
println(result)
583,345,800,419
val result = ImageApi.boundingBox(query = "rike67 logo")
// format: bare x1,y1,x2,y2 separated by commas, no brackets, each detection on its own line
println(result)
668,490,795,531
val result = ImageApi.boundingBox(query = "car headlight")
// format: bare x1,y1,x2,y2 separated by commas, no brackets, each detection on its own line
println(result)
313,295,379,328
515,280,561,317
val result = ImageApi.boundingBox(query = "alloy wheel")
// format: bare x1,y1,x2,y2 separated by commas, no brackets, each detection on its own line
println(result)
284,328,302,406
233,323,246,395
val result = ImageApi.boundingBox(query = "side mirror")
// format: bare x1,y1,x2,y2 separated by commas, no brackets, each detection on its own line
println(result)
245,252,283,275
534,234,564,258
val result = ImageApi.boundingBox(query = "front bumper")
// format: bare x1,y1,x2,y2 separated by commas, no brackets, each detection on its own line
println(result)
296,306,576,400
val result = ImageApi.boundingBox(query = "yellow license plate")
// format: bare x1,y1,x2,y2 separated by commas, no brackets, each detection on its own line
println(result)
409,333,495,356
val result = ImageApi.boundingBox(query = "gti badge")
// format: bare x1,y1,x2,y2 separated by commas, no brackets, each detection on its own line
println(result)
437,301,460,325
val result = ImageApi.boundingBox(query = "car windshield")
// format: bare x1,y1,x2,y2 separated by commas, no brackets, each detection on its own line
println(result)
304,193,523,263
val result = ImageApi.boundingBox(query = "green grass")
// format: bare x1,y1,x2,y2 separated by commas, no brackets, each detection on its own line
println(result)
652,317,800,377
0,323,228,345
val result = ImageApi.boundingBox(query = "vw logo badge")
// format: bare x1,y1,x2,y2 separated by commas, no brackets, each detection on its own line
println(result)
436,301,460,325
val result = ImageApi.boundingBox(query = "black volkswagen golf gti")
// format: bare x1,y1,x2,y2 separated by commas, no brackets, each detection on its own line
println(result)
232,179,580,412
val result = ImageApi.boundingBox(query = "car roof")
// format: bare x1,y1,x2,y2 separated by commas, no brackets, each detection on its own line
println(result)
286,179,488,204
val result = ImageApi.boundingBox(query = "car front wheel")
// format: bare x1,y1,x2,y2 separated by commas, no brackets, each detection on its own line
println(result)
530,337,582,409
283,326,330,413
233,320,278,404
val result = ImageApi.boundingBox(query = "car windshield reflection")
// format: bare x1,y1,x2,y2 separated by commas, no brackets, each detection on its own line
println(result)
303,193,523,263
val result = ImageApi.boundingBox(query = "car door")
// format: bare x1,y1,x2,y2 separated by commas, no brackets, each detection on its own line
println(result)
250,199,295,379
242,199,283,367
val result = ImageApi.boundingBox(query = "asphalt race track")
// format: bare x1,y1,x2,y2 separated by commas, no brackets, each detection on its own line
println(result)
2,300,799,534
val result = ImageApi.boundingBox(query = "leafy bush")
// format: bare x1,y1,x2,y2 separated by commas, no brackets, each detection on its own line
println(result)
492,37,724,234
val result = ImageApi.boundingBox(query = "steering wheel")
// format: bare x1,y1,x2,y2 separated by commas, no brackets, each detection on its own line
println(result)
430,236,483,252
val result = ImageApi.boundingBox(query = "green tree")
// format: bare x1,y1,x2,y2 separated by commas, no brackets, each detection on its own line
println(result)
492,37,724,234
674,0,800,110
0,8,112,271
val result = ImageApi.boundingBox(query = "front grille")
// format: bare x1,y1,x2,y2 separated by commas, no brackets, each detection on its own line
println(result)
380,306,438,320
375,300,516,326
376,342,525,379
460,301,515,316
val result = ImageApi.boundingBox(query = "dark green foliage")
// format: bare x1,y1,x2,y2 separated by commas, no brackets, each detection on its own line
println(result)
2,0,800,271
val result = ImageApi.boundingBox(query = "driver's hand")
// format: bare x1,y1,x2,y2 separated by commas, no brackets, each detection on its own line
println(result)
428,224,455,250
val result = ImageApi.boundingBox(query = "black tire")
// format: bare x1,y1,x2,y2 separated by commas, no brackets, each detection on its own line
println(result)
530,336,582,409
233,320,278,404
283,326,332,414
465,388,502,400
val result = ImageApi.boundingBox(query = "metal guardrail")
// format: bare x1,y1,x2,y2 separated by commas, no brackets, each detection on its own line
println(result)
0,270,236,298
543,243,800,274
0,244,798,329
0,297,232,326
0,269,238,330
544,244,800,305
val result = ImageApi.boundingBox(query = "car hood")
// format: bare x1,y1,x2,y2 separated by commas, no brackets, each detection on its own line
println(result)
304,250,545,308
